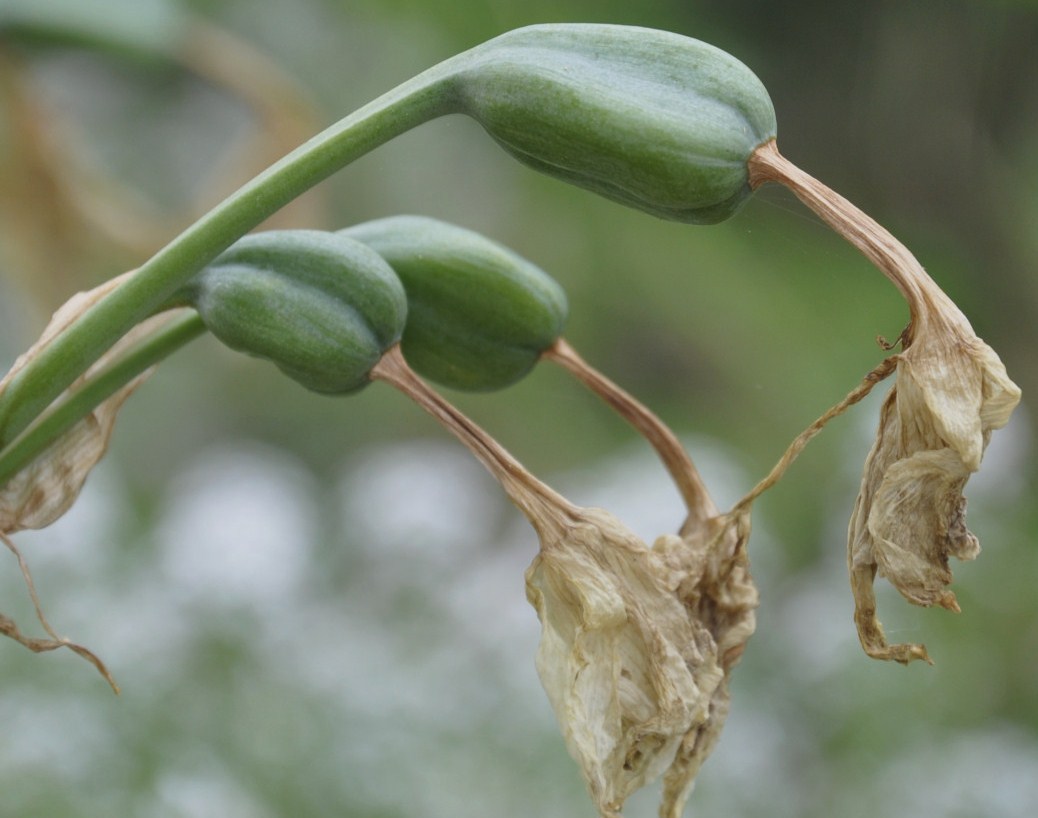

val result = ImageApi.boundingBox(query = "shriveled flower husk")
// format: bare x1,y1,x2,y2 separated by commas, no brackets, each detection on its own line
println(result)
0,272,189,691
524,502,757,818
749,139,1022,663
846,304,1020,663
0,272,163,532
374,346,758,818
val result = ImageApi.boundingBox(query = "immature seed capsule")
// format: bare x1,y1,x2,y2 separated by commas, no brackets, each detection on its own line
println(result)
446,24,777,223
340,215,567,391
185,230,406,394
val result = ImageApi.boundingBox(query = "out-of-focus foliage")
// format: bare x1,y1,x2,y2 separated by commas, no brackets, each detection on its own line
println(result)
0,1,1035,816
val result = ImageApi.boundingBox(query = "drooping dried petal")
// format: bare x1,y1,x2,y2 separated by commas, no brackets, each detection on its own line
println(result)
0,272,180,532
0,272,184,692
374,346,758,817
655,512,757,817
869,447,975,607
848,321,1020,662
748,140,1022,664
897,310,1019,471
525,505,756,818
526,509,715,815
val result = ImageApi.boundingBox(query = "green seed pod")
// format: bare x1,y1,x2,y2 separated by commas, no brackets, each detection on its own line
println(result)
186,230,406,394
445,24,776,224
340,216,567,392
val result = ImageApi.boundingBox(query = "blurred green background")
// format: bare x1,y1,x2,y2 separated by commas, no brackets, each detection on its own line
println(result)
0,1,1035,816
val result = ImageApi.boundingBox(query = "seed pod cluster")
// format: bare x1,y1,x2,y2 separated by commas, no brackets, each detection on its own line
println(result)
341,215,568,391
184,230,406,394
184,221,568,395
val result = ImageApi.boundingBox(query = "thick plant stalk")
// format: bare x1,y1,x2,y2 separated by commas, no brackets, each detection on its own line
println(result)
0,296,202,693
0,311,204,490
0,72,451,448
0,23,777,450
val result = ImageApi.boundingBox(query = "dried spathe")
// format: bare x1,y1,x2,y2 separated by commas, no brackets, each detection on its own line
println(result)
0,272,162,532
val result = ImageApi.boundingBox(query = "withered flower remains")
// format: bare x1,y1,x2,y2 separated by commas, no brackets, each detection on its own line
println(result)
375,346,758,818
0,273,193,692
750,140,1021,663
525,504,757,818
848,276,1020,663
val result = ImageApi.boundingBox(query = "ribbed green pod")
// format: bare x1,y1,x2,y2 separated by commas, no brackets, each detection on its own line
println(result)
447,24,777,223
341,216,567,392
186,230,406,394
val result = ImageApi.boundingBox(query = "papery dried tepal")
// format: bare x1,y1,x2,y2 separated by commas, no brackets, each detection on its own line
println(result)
375,332,759,817
848,284,1021,664
0,273,183,533
0,274,186,692
524,497,756,818
748,140,1021,664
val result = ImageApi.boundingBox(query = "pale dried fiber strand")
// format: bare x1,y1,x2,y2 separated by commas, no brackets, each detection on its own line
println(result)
732,355,899,516
1,531,119,693
749,140,1022,663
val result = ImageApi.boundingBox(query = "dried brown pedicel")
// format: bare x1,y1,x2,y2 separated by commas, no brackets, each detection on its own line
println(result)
749,140,1022,663
373,346,757,818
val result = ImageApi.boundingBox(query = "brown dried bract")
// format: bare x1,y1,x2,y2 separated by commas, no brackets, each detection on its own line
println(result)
0,272,152,531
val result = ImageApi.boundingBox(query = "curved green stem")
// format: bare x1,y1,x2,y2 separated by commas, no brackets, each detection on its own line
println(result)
0,64,461,449
0,311,206,487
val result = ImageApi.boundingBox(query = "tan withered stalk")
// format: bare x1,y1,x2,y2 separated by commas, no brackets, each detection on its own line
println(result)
1,532,119,694
747,139,948,330
372,345,579,528
543,338,718,532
